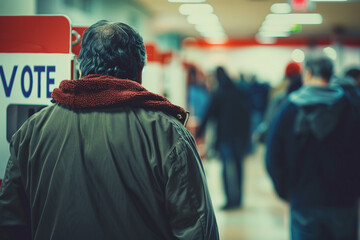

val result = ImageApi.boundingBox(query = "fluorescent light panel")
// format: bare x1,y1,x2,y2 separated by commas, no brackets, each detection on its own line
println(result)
262,20,295,27
260,24,292,32
258,31,291,37
179,4,213,15
266,13,323,24
291,49,305,62
323,47,337,60
255,34,276,44
270,3,292,14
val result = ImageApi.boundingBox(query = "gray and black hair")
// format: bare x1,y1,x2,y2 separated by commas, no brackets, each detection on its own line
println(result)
78,20,146,82
305,57,333,82
345,67,360,80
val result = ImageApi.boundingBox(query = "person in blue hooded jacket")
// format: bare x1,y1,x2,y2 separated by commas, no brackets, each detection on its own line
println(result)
266,57,360,240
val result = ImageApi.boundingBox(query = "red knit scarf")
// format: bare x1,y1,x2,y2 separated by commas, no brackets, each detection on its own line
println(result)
51,74,188,125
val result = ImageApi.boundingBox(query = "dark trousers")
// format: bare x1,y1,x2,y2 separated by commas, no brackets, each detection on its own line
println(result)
218,142,244,207
290,204,359,240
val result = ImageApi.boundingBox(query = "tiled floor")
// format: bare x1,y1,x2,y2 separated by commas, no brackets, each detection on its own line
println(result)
203,144,290,240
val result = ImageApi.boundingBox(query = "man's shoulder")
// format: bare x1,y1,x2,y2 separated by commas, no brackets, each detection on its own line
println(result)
341,90,360,114
134,109,199,164
134,108,191,139
274,99,299,120
16,104,55,127
10,104,56,146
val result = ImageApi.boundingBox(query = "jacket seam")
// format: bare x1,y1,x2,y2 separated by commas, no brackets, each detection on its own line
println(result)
168,138,207,239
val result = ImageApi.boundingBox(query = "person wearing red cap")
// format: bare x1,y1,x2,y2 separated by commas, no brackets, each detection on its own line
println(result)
284,61,302,94
0,20,219,240
285,61,301,76
253,61,303,143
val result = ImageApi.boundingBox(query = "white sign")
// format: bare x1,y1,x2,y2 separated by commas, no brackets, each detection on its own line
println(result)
0,53,72,176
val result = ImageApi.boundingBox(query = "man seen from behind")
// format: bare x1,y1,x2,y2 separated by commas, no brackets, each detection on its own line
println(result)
0,20,219,240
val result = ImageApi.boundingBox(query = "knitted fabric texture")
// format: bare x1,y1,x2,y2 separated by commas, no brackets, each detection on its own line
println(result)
51,74,187,124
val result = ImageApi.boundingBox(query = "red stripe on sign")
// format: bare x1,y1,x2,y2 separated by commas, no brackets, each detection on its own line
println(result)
0,15,71,53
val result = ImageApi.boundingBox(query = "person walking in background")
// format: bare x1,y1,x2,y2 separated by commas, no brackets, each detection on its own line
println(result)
0,20,219,240
187,65,210,122
331,67,360,112
345,67,360,88
254,61,302,143
266,57,360,240
197,66,252,210
186,65,210,158
344,67,360,100
248,75,270,148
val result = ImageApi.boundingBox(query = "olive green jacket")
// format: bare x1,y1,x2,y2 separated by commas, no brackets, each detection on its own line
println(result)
0,104,219,240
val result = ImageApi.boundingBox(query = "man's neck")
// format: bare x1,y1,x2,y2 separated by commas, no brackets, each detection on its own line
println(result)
305,77,328,87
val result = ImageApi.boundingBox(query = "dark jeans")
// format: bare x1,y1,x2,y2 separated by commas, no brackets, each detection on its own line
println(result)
218,142,244,207
291,204,359,240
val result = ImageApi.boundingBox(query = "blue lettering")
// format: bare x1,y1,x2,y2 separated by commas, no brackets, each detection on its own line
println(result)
47,66,55,98
34,66,45,98
0,65,18,97
21,65,33,98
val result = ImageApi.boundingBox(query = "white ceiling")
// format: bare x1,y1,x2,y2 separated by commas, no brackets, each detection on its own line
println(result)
133,0,360,39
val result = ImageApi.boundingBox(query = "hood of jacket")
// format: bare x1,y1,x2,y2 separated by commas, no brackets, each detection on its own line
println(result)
51,74,188,125
289,85,345,140
330,76,356,87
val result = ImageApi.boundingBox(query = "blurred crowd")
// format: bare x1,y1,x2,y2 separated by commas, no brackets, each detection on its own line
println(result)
186,58,360,239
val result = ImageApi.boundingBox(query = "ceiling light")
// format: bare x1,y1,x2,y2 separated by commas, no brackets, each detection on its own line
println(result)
260,24,293,32
323,47,337,60
266,13,323,24
262,20,296,27
255,34,276,44
179,4,213,15
187,14,219,24
270,3,292,14
291,49,305,62
258,31,291,37
169,0,206,2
